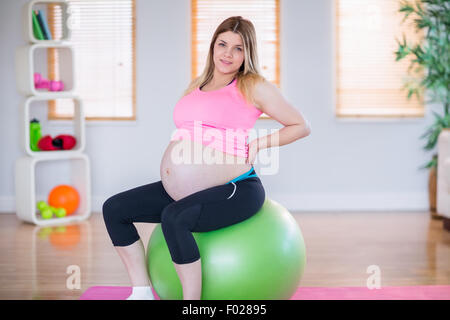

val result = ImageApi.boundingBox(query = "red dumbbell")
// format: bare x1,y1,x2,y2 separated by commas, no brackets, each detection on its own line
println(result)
37,135,77,151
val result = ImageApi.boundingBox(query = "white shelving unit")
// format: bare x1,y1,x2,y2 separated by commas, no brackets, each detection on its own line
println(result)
15,0,91,226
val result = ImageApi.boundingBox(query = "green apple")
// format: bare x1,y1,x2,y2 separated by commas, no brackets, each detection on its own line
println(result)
37,201,47,211
54,208,67,218
41,208,53,219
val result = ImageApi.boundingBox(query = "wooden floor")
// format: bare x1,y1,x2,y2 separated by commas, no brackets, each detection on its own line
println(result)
0,210,449,300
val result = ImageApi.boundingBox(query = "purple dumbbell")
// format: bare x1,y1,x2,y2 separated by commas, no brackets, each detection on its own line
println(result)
49,80,64,91
34,73,64,91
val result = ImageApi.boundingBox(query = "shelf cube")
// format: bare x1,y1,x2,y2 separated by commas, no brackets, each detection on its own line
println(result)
20,95,85,157
23,0,72,43
16,43,76,96
15,153,91,226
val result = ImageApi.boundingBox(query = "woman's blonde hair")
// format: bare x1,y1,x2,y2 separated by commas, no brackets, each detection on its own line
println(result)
182,16,267,106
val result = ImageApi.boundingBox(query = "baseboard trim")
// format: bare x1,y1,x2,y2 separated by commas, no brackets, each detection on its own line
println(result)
0,191,434,214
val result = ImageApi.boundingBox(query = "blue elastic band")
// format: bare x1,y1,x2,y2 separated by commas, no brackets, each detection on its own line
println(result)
227,167,257,184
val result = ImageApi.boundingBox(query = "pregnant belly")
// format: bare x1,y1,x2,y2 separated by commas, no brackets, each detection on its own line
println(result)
160,139,252,201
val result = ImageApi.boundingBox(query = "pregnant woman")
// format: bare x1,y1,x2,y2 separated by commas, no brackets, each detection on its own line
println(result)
102,16,311,300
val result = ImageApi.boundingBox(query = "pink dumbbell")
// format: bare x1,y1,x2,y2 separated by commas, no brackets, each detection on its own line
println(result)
34,73,64,91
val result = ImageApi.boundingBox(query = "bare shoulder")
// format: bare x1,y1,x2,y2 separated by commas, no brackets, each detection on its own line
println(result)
253,80,281,111
251,80,310,128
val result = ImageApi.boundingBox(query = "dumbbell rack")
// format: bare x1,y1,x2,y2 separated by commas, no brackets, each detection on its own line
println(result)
15,0,91,226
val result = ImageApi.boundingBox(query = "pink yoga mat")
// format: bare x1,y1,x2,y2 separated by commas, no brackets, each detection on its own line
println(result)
79,285,450,300
80,286,160,300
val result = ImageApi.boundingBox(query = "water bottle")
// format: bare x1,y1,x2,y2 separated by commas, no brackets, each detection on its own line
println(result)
30,118,42,151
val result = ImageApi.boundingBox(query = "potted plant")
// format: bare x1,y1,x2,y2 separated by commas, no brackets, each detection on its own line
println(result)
395,0,450,218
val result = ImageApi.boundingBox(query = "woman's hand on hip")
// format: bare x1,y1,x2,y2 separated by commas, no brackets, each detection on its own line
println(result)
246,139,259,165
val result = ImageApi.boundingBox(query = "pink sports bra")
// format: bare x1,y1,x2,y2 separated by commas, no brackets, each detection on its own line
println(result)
171,78,263,158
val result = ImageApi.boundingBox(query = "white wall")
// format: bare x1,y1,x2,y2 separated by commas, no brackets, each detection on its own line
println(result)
0,0,439,213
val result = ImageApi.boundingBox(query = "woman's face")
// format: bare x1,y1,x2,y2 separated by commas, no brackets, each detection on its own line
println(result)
213,31,245,75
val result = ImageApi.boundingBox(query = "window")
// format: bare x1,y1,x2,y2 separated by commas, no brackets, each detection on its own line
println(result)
192,0,280,119
335,0,425,118
48,0,136,121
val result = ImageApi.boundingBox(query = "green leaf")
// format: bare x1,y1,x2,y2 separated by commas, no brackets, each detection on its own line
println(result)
432,110,444,121
396,0,449,162
419,157,437,170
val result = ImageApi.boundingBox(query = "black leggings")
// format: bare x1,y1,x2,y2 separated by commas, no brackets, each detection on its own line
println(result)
102,166,265,264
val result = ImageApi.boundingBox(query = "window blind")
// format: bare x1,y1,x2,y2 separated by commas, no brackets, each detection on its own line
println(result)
192,0,280,87
48,0,136,120
336,0,425,117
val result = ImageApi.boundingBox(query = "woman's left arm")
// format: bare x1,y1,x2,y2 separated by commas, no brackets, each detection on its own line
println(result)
252,80,311,152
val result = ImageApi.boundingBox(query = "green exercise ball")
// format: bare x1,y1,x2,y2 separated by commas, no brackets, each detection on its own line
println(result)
147,198,306,300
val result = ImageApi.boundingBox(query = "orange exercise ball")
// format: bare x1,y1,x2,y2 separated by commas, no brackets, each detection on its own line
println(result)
48,185,80,216
49,225,81,250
